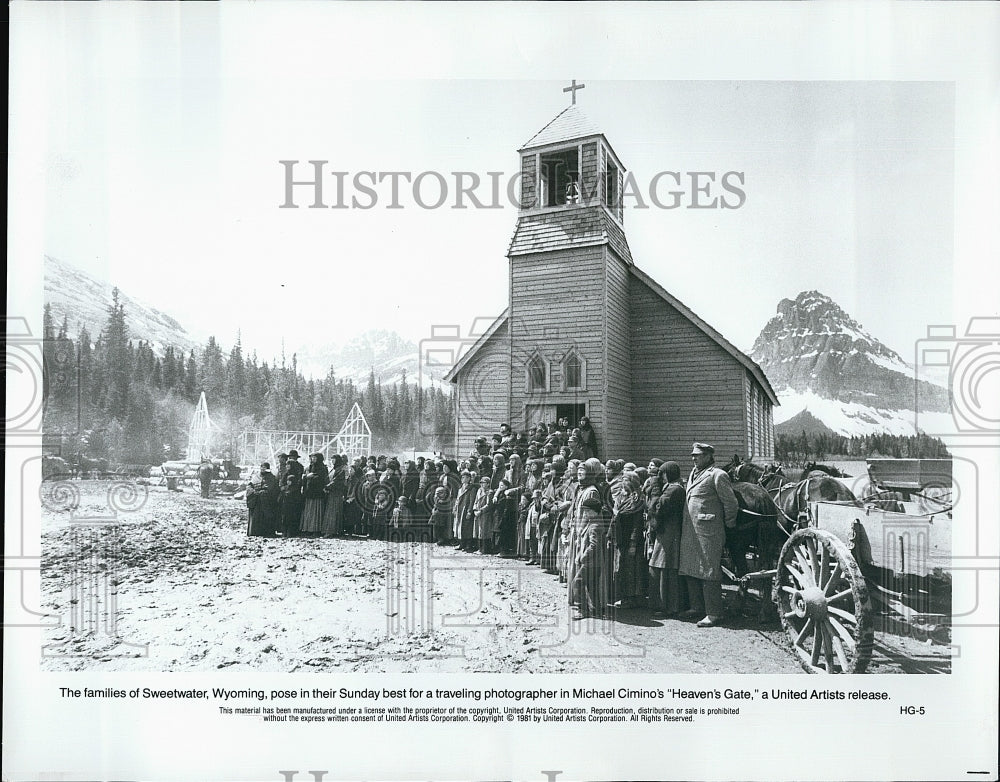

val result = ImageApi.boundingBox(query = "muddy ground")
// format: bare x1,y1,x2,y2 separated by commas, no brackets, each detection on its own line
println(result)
39,482,950,674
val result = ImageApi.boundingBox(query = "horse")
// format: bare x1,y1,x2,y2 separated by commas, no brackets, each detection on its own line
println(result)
718,456,790,573
722,454,786,492
800,460,847,478
723,454,861,527
726,481,786,576
772,470,862,523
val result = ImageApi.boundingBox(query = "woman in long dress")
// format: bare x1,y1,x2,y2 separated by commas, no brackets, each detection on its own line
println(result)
473,475,493,553
453,470,477,550
321,454,346,537
569,458,610,620
649,461,686,616
246,462,279,537
300,453,328,535
609,472,646,609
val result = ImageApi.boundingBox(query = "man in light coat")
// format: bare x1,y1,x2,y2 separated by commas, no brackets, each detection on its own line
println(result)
678,442,738,627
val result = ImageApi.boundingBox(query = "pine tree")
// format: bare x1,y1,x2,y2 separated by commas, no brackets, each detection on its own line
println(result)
102,288,130,420
185,350,198,401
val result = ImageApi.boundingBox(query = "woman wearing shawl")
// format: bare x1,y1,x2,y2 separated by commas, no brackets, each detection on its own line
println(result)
493,479,516,556
381,458,402,497
650,461,687,616
246,462,279,537
453,470,477,550
358,468,380,537
524,458,543,496
570,458,610,620
300,453,329,535
429,474,454,545
473,475,493,554
557,458,582,584
343,463,362,536
415,460,438,525
505,453,525,490
322,454,347,538
489,453,506,491
609,472,647,609
578,417,599,460
401,460,420,505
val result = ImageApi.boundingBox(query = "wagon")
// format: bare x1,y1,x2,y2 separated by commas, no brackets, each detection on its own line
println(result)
771,500,952,674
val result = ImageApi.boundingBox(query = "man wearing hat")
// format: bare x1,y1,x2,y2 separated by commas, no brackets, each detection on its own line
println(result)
678,442,738,627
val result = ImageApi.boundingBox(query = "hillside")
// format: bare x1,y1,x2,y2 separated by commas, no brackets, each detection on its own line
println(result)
44,255,199,354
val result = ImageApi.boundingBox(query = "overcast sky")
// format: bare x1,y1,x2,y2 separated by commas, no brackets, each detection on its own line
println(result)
12,4,995,370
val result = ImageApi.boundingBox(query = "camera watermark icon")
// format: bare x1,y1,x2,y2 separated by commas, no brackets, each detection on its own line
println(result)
915,318,1000,441
417,319,498,438
3,316,45,441
42,512,149,660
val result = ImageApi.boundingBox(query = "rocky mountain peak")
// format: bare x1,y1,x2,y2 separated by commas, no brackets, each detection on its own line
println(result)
753,290,950,433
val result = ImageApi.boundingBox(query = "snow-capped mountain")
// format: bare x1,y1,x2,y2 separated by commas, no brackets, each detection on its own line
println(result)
44,255,447,387
44,255,199,353
752,291,951,436
293,329,449,387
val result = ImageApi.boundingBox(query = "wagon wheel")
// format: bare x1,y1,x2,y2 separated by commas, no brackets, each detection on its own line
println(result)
773,528,873,674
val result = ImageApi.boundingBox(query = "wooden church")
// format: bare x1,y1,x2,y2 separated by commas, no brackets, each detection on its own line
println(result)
444,89,777,464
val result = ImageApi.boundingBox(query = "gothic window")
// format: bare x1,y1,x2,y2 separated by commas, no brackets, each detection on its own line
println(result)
526,352,549,392
561,349,586,391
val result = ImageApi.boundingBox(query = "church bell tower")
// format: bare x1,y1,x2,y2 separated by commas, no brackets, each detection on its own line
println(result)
506,83,634,458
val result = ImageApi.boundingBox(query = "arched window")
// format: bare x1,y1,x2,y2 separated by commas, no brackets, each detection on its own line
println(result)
527,354,547,391
561,349,586,391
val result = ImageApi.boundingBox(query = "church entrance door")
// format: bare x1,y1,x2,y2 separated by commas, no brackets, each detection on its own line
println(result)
556,403,587,427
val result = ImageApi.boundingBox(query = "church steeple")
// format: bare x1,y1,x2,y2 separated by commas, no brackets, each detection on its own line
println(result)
515,96,626,229
509,91,631,263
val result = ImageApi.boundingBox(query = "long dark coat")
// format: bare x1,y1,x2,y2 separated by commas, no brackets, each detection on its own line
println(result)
279,459,305,533
453,483,477,540
570,485,609,614
578,424,598,460
649,482,685,570
247,471,279,536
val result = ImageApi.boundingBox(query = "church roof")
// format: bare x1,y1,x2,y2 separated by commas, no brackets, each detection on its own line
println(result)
520,105,603,150
629,266,779,405
442,310,509,384
507,208,632,264
443,270,778,407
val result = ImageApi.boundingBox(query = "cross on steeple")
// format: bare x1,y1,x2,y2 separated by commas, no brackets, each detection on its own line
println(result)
563,79,585,105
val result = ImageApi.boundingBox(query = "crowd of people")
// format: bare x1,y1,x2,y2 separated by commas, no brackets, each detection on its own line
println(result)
243,417,741,628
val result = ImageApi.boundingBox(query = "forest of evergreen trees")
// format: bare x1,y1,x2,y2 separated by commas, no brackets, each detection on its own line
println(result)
42,291,455,465
775,430,950,462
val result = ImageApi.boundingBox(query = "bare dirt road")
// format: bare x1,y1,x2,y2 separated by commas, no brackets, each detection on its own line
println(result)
39,482,949,674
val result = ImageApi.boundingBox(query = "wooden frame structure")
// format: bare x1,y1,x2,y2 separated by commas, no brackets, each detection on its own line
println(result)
237,403,372,466
185,392,221,461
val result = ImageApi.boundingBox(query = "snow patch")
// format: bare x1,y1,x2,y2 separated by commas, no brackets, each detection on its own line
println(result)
774,388,928,437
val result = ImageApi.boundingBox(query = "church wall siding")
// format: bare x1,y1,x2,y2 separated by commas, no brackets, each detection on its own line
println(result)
454,319,510,457
603,251,632,460
629,276,748,463
509,246,606,436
